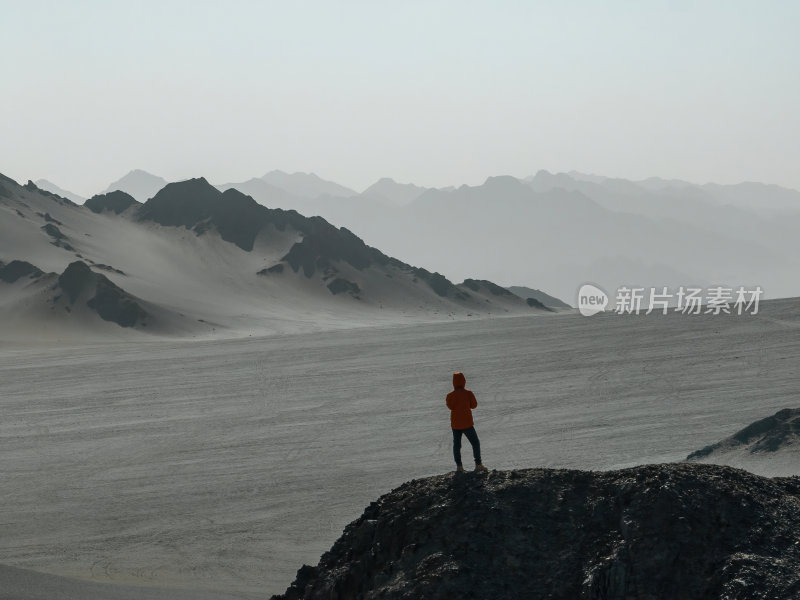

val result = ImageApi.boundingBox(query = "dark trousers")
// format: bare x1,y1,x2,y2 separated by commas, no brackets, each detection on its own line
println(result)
452,426,482,466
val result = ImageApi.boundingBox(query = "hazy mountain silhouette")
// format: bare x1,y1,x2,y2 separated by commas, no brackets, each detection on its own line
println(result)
34,179,85,204
700,182,800,212
103,169,167,202
361,177,427,206
550,170,800,214
18,167,800,311
261,170,358,199
215,177,300,208
264,172,794,303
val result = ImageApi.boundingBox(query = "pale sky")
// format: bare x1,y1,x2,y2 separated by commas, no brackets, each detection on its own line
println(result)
2,1,798,196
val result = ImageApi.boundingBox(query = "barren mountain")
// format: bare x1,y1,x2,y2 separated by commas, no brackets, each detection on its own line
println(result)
85,190,140,214
0,175,549,340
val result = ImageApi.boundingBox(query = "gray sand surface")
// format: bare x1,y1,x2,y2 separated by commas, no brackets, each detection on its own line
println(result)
1,299,798,597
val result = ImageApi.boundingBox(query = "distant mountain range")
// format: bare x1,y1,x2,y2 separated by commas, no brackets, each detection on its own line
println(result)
260,170,358,199
34,179,86,204
23,168,800,304
103,169,168,202
361,178,428,206
0,174,555,340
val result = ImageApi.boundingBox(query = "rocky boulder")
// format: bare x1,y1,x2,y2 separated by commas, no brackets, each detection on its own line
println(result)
272,463,800,600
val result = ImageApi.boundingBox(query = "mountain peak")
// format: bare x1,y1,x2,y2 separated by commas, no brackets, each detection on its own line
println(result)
261,170,358,199
103,170,168,202
481,175,527,192
484,175,523,185
85,190,139,214
362,177,427,205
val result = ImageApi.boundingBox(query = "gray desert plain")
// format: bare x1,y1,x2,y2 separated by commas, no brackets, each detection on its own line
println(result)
1,174,799,597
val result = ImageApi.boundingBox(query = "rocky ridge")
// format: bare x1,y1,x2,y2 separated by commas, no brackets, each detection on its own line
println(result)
273,463,800,600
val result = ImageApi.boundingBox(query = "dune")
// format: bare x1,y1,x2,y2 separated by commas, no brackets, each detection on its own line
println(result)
686,408,800,476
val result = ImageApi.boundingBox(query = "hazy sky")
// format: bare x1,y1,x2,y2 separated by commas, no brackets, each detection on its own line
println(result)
2,1,798,196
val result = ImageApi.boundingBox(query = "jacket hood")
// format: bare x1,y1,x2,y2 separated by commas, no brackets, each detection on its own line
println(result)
453,372,466,388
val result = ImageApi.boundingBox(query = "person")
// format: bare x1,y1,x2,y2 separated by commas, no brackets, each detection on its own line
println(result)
446,371,488,473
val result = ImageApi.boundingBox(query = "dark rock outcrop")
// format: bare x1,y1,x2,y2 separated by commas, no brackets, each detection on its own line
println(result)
272,463,800,600
0,173,16,198
90,263,126,275
85,190,139,214
139,178,330,253
41,223,66,240
688,408,800,460
0,260,44,283
281,225,376,276
57,261,146,327
258,264,285,275
41,223,75,251
412,268,465,298
507,285,571,309
58,261,95,303
37,212,63,225
526,296,553,311
327,278,361,296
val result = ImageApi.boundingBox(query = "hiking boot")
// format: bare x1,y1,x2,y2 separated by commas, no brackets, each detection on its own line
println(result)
456,465,465,473
475,464,488,472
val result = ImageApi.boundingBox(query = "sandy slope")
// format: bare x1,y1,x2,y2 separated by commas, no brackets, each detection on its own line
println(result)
686,408,800,476
0,179,546,343
1,297,798,597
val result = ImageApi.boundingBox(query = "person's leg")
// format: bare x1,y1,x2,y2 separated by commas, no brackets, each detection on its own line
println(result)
464,426,482,465
452,428,464,466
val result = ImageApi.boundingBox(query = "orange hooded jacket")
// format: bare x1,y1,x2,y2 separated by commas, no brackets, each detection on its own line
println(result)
446,372,477,430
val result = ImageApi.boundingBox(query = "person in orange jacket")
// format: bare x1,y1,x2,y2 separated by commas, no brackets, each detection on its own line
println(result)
446,371,488,473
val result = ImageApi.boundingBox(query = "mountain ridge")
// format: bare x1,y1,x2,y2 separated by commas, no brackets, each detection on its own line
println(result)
0,172,553,339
